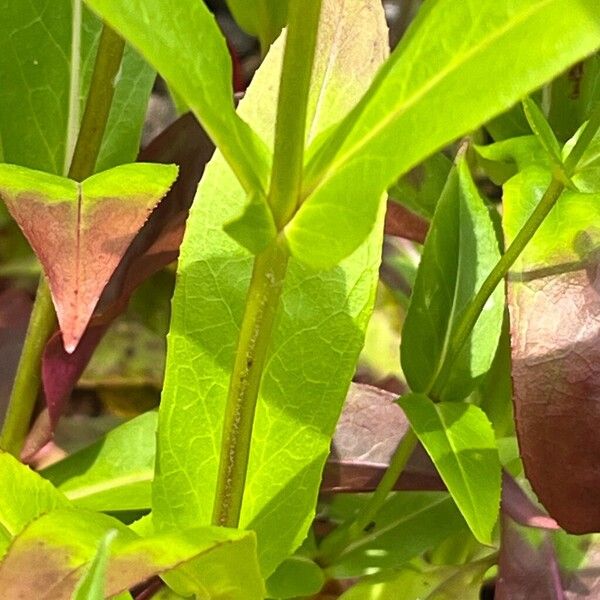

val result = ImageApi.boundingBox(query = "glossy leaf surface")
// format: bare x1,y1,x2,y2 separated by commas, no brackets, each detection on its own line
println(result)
0,0,153,175
153,0,388,577
398,394,501,544
0,162,178,355
85,0,270,195
287,0,600,268
401,159,504,401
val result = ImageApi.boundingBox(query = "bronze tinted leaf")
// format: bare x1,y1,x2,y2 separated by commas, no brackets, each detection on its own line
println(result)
0,163,178,353
504,166,600,533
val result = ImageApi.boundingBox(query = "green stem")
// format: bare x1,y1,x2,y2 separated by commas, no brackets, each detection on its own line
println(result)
269,0,322,228
317,429,418,566
0,279,56,455
211,0,322,528
0,23,125,457
212,242,289,527
68,25,125,182
429,177,565,399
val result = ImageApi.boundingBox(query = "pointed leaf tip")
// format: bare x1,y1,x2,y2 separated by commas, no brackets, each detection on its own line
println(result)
0,162,179,354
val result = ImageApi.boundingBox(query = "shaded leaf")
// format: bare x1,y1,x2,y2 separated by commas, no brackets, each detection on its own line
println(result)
502,473,559,531
339,555,494,600
0,162,178,354
225,0,289,52
40,411,157,512
0,1,153,175
328,492,469,578
401,158,504,401
0,508,263,600
85,0,270,195
152,0,388,577
388,152,453,220
289,0,600,268
504,166,600,533
398,394,501,544
266,555,325,599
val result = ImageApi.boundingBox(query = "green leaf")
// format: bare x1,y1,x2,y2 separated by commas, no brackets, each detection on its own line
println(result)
72,529,118,600
0,451,68,556
0,1,154,175
0,162,178,352
388,152,453,220
153,0,388,577
225,0,289,53
563,120,600,192
289,0,600,268
522,97,564,166
41,412,157,511
475,135,549,184
265,555,325,599
84,0,270,196
328,492,469,578
398,394,501,545
0,508,263,599
400,158,504,401
339,556,494,600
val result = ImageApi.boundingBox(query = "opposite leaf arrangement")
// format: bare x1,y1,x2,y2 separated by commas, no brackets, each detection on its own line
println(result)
0,0,599,598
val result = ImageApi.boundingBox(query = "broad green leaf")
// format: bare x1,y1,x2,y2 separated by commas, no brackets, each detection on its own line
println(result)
225,0,289,53
72,529,118,600
329,492,469,578
0,451,68,556
0,508,263,599
522,96,564,166
0,162,178,352
401,158,504,401
153,0,388,577
388,152,452,220
398,394,501,545
41,412,157,511
84,0,270,196
265,555,325,599
339,556,494,600
288,0,600,268
0,1,154,175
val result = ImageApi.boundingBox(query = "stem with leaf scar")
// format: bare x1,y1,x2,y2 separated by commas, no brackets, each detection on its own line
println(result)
0,24,125,457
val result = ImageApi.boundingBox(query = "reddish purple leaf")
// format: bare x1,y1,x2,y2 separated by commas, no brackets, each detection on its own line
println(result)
0,289,32,424
496,516,565,600
504,171,600,533
384,200,429,244
23,114,214,456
